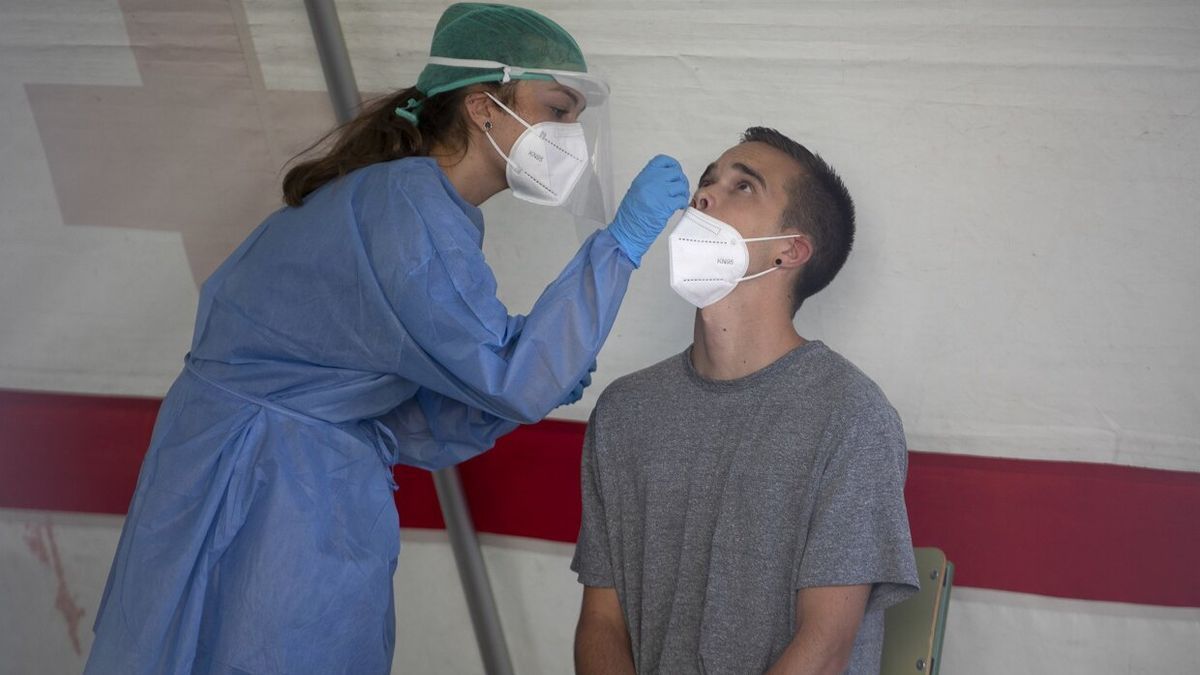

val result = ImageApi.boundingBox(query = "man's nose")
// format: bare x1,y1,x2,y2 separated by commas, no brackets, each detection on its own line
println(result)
692,190,712,211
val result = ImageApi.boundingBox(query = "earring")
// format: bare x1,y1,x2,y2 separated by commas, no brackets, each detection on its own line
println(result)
775,258,782,266
484,120,492,132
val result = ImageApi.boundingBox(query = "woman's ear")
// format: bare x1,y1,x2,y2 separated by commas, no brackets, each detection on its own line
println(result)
778,234,813,270
463,90,494,131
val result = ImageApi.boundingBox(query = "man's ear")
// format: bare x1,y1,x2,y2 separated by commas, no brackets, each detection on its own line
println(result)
777,233,813,270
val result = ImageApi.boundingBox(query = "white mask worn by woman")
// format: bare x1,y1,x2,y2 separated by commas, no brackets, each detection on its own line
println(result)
668,207,800,308
483,92,589,207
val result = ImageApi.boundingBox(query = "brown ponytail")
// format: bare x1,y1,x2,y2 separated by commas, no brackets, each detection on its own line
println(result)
281,82,516,207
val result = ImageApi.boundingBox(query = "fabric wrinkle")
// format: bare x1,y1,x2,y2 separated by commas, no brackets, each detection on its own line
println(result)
88,156,632,675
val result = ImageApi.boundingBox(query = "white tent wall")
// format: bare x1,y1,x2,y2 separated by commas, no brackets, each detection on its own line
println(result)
1,1,1198,673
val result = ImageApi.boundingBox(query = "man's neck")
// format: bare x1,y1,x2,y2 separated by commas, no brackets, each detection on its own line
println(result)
690,292,806,381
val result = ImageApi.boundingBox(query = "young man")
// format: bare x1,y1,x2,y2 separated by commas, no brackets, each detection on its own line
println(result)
571,128,918,674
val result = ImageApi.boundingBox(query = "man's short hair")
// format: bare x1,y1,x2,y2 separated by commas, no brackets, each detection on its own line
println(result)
740,127,855,313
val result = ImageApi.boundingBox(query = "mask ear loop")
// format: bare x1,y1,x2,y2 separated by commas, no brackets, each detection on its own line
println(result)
738,266,781,282
736,234,802,282
481,92,534,172
484,92,532,131
742,233,803,244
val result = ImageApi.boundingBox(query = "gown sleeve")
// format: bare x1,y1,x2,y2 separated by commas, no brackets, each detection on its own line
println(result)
363,168,635,425
375,387,521,471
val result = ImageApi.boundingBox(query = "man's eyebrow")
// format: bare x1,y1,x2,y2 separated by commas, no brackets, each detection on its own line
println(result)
732,162,767,189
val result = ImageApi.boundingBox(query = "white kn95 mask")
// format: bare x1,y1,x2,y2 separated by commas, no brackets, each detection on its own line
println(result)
668,207,801,309
483,92,589,207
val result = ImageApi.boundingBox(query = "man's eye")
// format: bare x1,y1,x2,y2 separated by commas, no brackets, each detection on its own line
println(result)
698,178,713,188
737,181,753,192
550,106,568,119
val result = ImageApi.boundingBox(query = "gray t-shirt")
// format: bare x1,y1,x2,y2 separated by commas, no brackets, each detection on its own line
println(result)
571,341,918,674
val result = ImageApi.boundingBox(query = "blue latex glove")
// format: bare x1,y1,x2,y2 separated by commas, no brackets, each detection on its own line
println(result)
607,155,690,266
560,361,597,407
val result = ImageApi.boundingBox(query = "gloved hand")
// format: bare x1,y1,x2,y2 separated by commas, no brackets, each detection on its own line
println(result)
559,361,597,407
607,155,690,266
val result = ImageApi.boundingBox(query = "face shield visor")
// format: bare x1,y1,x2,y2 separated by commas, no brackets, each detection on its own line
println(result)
424,57,615,242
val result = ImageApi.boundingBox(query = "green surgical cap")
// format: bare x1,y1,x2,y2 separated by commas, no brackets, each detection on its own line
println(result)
414,3,588,97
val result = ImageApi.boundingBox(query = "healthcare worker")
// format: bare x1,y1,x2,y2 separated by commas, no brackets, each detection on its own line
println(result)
83,4,688,674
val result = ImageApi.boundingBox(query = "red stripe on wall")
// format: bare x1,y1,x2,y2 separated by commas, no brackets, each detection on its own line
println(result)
2,389,1198,607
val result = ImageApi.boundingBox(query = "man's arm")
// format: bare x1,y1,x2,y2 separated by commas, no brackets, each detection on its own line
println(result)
574,586,635,675
765,584,870,675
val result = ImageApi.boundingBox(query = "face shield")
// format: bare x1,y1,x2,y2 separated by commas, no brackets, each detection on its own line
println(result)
424,57,615,241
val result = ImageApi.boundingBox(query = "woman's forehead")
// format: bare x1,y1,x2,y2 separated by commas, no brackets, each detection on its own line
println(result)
521,80,586,110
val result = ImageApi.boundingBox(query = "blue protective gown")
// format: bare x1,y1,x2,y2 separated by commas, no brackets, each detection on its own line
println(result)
84,157,634,674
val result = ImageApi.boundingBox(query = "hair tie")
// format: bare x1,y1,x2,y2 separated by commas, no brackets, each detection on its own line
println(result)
394,97,423,124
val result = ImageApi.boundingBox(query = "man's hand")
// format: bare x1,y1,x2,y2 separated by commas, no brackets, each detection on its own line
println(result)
765,584,871,675
574,586,636,675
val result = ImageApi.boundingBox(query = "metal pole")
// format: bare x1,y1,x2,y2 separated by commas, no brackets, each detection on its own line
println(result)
303,0,362,123
433,469,516,675
302,4,515,674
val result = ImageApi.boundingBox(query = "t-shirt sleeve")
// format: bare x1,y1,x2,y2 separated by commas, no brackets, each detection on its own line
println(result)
795,395,919,613
571,409,615,587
